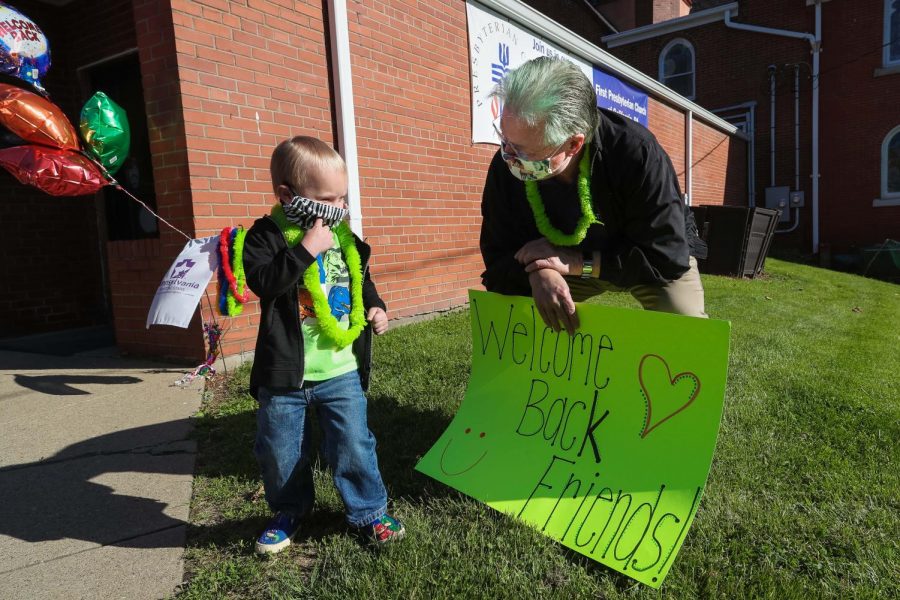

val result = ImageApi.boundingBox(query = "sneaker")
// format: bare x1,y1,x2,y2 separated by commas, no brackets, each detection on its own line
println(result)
255,512,302,555
360,513,406,546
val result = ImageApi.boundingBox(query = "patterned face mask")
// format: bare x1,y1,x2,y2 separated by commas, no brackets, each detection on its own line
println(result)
501,148,563,182
282,194,349,230
493,118,567,182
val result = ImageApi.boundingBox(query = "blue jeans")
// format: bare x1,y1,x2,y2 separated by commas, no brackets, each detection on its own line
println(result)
254,370,388,527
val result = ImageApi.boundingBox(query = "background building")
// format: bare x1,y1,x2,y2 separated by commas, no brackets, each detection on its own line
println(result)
597,0,900,261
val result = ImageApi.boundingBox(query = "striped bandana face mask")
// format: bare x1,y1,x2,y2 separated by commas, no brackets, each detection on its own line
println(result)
282,194,349,230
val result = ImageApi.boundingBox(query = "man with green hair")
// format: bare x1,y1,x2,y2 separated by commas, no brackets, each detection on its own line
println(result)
480,56,708,334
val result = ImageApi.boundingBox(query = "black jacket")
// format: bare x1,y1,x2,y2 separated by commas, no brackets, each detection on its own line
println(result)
243,214,386,399
480,109,706,294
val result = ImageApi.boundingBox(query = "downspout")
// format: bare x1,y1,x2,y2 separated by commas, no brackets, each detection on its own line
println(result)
724,6,821,252
778,64,802,233
749,102,756,207
812,2,821,254
768,65,776,187
327,0,363,237
793,64,801,192
685,110,692,206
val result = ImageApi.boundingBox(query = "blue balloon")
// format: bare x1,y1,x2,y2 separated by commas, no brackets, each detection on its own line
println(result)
0,2,50,91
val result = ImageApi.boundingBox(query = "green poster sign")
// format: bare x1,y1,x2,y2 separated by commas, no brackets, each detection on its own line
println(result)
416,290,731,588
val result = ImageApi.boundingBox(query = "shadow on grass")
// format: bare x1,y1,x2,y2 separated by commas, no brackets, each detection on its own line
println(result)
766,244,816,268
184,382,461,551
366,391,457,500
184,508,349,553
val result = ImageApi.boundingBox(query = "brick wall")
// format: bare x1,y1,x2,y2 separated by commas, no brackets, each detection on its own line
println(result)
167,0,495,359
167,0,346,361
818,0,900,249
637,1,687,27
97,0,205,362
647,97,746,206
649,99,686,190
692,113,746,206
521,0,612,39
347,0,489,319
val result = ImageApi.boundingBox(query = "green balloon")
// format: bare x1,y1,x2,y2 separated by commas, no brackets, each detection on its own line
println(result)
79,91,130,175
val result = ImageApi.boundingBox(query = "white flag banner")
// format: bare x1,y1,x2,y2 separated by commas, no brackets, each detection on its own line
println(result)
146,235,219,329
466,1,592,144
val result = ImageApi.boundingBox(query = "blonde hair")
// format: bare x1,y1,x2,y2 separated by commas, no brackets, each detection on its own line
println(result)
269,136,346,194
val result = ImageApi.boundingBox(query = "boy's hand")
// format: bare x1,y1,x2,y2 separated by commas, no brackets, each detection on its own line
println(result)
366,307,389,335
300,218,334,257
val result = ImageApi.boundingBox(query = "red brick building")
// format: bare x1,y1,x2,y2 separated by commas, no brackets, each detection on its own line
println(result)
0,0,745,361
599,0,900,257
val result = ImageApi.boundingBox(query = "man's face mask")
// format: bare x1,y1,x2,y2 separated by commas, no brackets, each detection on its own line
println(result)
494,119,566,182
282,193,349,230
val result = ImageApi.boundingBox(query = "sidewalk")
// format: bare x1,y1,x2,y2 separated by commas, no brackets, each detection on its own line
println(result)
0,342,204,600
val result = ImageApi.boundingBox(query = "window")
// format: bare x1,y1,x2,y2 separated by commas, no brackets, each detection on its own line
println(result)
882,126,900,201
886,0,900,66
659,38,695,99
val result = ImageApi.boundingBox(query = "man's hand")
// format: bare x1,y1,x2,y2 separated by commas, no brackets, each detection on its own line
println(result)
366,307,389,335
515,238,582,276
528,269,579,335
300,218,334,257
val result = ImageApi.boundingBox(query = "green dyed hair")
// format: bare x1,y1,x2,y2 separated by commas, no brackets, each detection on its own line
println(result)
491,56,599,146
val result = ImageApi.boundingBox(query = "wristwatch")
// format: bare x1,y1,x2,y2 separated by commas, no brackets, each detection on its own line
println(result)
581,251,594,279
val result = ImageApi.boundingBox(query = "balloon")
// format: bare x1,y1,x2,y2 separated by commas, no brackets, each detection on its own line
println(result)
0,3,50,91
0,83,78,149
79,91,129,174
0,145,108,196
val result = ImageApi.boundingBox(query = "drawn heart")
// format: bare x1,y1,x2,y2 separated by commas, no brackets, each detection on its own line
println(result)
638,353,701,438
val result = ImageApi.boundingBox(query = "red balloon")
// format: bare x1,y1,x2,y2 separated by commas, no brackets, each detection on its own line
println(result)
0,82,78,149
0,145,108,196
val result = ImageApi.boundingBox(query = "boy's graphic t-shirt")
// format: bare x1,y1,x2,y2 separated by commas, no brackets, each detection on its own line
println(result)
298,233,358,380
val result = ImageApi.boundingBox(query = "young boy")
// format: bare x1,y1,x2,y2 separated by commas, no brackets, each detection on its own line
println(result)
243,136,404,554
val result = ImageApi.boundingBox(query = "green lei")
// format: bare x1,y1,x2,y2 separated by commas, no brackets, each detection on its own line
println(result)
270,204,365,349
524,143,599,246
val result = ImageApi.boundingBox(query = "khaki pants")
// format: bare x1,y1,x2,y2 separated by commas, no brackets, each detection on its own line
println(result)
565,256,708,318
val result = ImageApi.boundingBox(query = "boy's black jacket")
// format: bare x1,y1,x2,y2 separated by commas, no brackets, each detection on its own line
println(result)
243,215,387,399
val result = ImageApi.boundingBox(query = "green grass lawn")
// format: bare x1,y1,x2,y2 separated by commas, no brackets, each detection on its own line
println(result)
177,259,900,599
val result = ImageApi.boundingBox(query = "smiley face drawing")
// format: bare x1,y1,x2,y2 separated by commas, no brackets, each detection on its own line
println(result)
439,426,488,476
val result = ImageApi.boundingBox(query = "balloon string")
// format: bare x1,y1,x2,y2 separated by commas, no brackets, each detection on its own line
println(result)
112,182,192,242
107,172,229,372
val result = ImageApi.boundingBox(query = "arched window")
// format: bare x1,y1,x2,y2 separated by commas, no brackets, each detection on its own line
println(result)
659,38,695,99
885,0,900,66
882,126,900,202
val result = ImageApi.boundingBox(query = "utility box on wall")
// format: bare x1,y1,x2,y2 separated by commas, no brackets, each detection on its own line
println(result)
690,206,780,278
765,186,791,223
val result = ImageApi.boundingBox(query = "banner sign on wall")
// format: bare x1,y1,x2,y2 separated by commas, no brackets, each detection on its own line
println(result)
466,1,649,143
593,67,649,127
466,1,592,144
146,236,218,329
416,290,730,588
